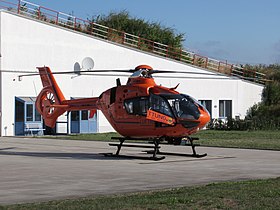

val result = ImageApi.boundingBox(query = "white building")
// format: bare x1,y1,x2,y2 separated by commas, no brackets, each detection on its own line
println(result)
0,8,264,136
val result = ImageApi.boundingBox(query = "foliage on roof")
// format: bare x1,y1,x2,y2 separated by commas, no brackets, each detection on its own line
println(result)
88,11,185,49
246,66,280,129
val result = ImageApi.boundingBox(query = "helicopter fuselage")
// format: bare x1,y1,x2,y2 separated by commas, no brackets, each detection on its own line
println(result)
97,76,210,139
35,66,210,140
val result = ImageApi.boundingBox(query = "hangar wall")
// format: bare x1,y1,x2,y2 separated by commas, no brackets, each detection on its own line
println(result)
0,11,263,136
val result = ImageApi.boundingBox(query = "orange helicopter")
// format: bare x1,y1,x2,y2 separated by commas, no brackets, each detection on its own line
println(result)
33,64,211,160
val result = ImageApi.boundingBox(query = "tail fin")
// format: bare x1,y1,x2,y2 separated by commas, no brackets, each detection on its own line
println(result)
36,67,67,128
37,67,66,102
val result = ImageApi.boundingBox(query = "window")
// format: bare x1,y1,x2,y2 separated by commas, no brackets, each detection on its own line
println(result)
26,104,33,121
162,94,199,119
125,101,134,114
25,103,42,122
81,110,88,120
35,108,41,121
124,97,149,115
150,94,173,117
198,100,212,117
219,100,232,118
71,111,79,121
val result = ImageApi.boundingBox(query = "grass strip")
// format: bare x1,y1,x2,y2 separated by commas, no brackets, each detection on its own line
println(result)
193,130,280,150
41,130,280,151
1,177,279,210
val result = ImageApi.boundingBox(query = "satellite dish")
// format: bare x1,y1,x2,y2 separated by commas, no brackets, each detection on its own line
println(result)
74,62,81,74
82,57,94,70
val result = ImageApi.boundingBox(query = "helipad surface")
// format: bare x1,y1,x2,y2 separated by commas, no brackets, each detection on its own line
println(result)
0,137,279,205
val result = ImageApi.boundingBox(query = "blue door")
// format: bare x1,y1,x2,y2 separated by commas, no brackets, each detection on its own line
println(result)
70,111,80,133
80,110,98,133
71,110,98,134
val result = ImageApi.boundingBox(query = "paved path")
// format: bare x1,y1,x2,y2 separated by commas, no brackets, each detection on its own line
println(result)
0,137,279,205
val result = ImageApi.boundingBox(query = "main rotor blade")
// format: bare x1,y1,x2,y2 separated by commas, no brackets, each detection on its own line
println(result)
149,70,224,77
17,69,134,78
17,68,224,78
1,68,266,83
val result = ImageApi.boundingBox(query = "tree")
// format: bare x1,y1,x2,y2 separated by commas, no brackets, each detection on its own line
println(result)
262,70,280,106
88,11,185,49
246,66,280,129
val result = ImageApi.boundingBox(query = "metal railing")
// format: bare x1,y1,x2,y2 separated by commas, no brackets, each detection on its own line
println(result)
0,0,266,84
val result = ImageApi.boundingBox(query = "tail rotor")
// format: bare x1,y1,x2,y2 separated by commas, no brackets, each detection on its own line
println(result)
36,67,67,128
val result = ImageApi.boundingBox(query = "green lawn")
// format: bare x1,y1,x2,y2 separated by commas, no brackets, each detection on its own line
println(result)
193,130,280,150
44,130,280,150
2,177,279,210
50,132,122,141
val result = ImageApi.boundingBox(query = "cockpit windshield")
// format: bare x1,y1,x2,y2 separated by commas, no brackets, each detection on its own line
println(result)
161,94,201,120
124,93,203,121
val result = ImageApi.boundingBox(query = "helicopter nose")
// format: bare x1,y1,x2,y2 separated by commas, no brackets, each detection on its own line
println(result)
198,109,211,129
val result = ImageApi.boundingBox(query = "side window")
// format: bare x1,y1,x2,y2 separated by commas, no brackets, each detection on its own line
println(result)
124,97,148,115
139,99,148,114
150,94,173,117
125,101,134,114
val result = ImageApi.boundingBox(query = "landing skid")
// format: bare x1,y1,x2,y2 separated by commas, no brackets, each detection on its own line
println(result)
104,136,206,160
102,152,165,161
144,150,207,158
145,136,207,158
107,137,164,161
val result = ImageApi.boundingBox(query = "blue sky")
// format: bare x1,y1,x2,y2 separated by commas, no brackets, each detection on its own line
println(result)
27,0,280,65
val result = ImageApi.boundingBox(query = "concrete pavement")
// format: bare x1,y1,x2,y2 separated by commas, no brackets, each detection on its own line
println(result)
0,137,279,205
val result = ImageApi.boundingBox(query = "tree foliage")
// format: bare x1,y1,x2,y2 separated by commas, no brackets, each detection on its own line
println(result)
261,67,280,106
209,65,280,130
245,65,280,130
89,11,185,48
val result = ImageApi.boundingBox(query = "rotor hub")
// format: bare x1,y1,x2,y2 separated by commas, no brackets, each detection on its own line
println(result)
134,65,153,71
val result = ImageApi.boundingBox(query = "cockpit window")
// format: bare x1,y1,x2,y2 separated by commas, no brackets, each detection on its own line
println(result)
149,94,173,117
161,94,201,120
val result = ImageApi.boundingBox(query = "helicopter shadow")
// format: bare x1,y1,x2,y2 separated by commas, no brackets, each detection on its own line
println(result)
0,147,130,161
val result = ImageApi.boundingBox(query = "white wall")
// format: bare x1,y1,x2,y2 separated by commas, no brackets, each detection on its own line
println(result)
0,11,263,135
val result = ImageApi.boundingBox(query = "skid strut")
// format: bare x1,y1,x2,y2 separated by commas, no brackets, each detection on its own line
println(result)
104,136,207,160
186,136,207,157
105,137,165,160
146,136,207,158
